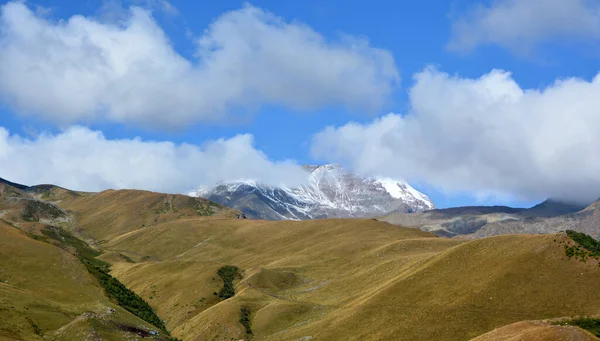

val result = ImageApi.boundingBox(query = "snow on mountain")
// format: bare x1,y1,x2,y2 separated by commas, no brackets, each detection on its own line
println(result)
376,178,434,210
189,164,434,220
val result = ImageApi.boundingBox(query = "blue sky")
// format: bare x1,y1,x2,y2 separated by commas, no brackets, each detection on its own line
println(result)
1,0,599,208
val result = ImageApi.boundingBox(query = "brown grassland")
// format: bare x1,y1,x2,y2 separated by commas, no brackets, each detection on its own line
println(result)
2,185,600,340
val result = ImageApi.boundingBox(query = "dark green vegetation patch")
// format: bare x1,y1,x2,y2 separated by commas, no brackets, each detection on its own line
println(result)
566,230,600,254
216,265,242,300
22,199,65,222
554,318,600,337
564,230,600,262
239,306,253,336
41,226,108,269
86,265,167,331
187,196,220,216
26,317,42,336
35,226,176,337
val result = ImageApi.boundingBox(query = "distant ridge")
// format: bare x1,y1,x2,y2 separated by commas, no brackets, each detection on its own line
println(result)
0,177,29,191
520,199,588,218
381,198,594,238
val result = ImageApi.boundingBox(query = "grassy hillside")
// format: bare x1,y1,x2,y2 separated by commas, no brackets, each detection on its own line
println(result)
4,181,600,340
58,189,242,241
103,219,446,338
297,233,600,340
71,209,600,340
0,183,183,340
0,220,172,341
469,320,599,341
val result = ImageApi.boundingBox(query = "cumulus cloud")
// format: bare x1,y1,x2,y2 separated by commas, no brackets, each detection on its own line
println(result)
100,0,179,22
141,0,179,16
448,0,600,52
312,68,600,203
0,1,398,129
0,126,307,193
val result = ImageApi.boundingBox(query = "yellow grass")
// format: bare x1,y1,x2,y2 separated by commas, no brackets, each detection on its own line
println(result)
469,320,599,341
69,195,599,341
5,186,600,340
59,189,240,241
0,220,164,340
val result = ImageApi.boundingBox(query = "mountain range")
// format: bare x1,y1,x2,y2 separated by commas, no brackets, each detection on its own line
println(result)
380,198,597,238
190,164,435,220
190,165,600,241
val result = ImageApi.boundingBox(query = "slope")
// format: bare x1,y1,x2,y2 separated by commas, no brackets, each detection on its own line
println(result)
75,218,455,340
62,201,600,341
0,220,170,341
57,189,243,241
0,177,29,191
296,233,600,340
6,179,600,341
468,320,599,341
521,199,588,218
0,181,182,341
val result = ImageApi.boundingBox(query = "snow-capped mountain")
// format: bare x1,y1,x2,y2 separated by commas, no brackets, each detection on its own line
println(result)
189,164,435,220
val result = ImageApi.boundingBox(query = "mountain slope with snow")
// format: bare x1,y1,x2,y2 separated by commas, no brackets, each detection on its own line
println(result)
190,164,434,220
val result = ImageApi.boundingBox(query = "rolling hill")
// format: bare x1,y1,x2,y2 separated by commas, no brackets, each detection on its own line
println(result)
469,320,599,341
2,178,600,340
0,215,173,340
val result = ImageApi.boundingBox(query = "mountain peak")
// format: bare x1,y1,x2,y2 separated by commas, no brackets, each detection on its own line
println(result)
191,167,434,220
302,163,344,173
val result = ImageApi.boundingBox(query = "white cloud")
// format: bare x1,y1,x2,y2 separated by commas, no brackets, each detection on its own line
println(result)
0,126,307,193
449,0,600,52
0,1,398,129
311,68,600,203
102,0,180,20
155,0,179,16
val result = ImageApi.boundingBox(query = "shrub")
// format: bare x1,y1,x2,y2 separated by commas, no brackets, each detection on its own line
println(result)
216,265,242,300
85,263,167,331
239,306,253,335
556,318,600,337
566,230,600,255
564,230,600,261
26,317,42,336
35,226,171,334
22,200,64,222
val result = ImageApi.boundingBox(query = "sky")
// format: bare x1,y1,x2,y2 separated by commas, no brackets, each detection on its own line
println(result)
0,0,599,208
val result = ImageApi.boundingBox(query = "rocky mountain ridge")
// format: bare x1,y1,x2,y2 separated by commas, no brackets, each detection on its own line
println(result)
380,198,594,238
190,164,435,220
